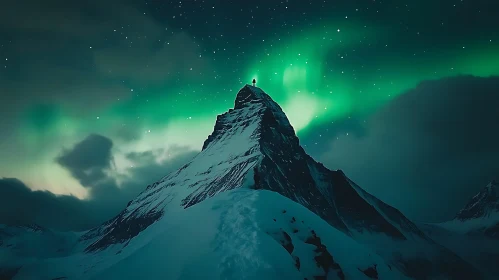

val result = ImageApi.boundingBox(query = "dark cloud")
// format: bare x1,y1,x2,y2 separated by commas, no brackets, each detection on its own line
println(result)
126,150,157,165
122,147,197,186
113,124,144,143
317,75,499,222
56,134,114,187
0,0,206,231
0,143,197,231
0,178,85,229
0,0,212,143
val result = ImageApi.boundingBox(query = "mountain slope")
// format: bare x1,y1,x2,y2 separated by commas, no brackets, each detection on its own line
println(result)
429,180,499,238
15,190,409,280
421,180,499,279
80,85,480,279
455,180,499,230
0,224,80,279
82,86,426,247
5,85,481,279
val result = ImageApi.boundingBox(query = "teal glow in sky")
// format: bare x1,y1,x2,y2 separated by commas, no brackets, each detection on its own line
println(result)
1,0,499,204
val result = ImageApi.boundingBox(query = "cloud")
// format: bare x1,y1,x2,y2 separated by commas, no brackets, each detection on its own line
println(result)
319,75,499,222
122,147,197,186
126,150,157,165
0,141,197,231
56,134,114,187
0,178,98,231
0,0,211,229
0,0,214,147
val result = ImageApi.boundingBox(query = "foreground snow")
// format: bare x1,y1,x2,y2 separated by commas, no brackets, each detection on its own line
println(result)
14,189,407,280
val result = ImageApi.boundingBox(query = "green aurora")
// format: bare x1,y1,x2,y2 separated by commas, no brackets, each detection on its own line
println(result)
4,11,499,198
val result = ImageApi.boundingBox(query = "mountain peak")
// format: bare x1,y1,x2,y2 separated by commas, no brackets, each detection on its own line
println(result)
488,179,498,190
234,85,268,109
484,179,499,200
72,85,481,280
202,85,294,151
234,84,268,106
456,180,499,220
234,85,288,120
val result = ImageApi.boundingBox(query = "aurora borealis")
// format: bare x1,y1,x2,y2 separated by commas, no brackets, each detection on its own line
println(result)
1,0,499,229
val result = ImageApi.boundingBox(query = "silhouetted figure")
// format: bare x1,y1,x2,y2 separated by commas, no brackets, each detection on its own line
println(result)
252,78,256,86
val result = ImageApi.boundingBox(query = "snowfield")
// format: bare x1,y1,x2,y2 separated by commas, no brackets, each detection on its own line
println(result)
12,190,407,280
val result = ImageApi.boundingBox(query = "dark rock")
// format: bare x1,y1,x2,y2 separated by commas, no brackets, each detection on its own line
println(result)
282,231,294,254
456,181,499,221
0,267,21,280
305,230,345,280
359,264,378,279
294,256,301,270
267,230,294,255
484,222,499,239
84,209,163,252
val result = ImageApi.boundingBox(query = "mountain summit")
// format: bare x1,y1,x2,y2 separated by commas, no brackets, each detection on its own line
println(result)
442,180,499,240
83,85,415,251
420,180,499,279
456,180,499,221
3,85,481,280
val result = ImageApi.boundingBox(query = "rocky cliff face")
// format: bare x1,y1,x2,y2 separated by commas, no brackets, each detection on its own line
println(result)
420,180,499,279
76,85,479,279
456,180,499,221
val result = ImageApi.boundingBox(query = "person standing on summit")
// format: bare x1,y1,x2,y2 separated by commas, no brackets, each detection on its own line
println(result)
252,78,256,86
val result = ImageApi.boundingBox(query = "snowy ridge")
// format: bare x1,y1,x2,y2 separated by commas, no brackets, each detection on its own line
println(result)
421,181,499,279
82,97,267,252
2,85,483,279
456,180,499,221
434,180,499,239
14,190,410,280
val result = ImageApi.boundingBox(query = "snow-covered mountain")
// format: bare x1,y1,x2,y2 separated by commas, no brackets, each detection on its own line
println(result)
0,224,80,278
11,189,413,280
427,180,499,238
455,180,499,235
1,85,481,279
421,180,499,279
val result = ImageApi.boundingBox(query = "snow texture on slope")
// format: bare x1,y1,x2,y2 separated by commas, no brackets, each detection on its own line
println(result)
14,190,409,280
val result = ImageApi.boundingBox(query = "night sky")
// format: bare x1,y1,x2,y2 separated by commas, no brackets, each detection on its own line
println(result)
1,0,499,230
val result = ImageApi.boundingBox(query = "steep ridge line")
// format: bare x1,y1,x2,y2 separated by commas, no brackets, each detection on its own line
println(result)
77,85,481,279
